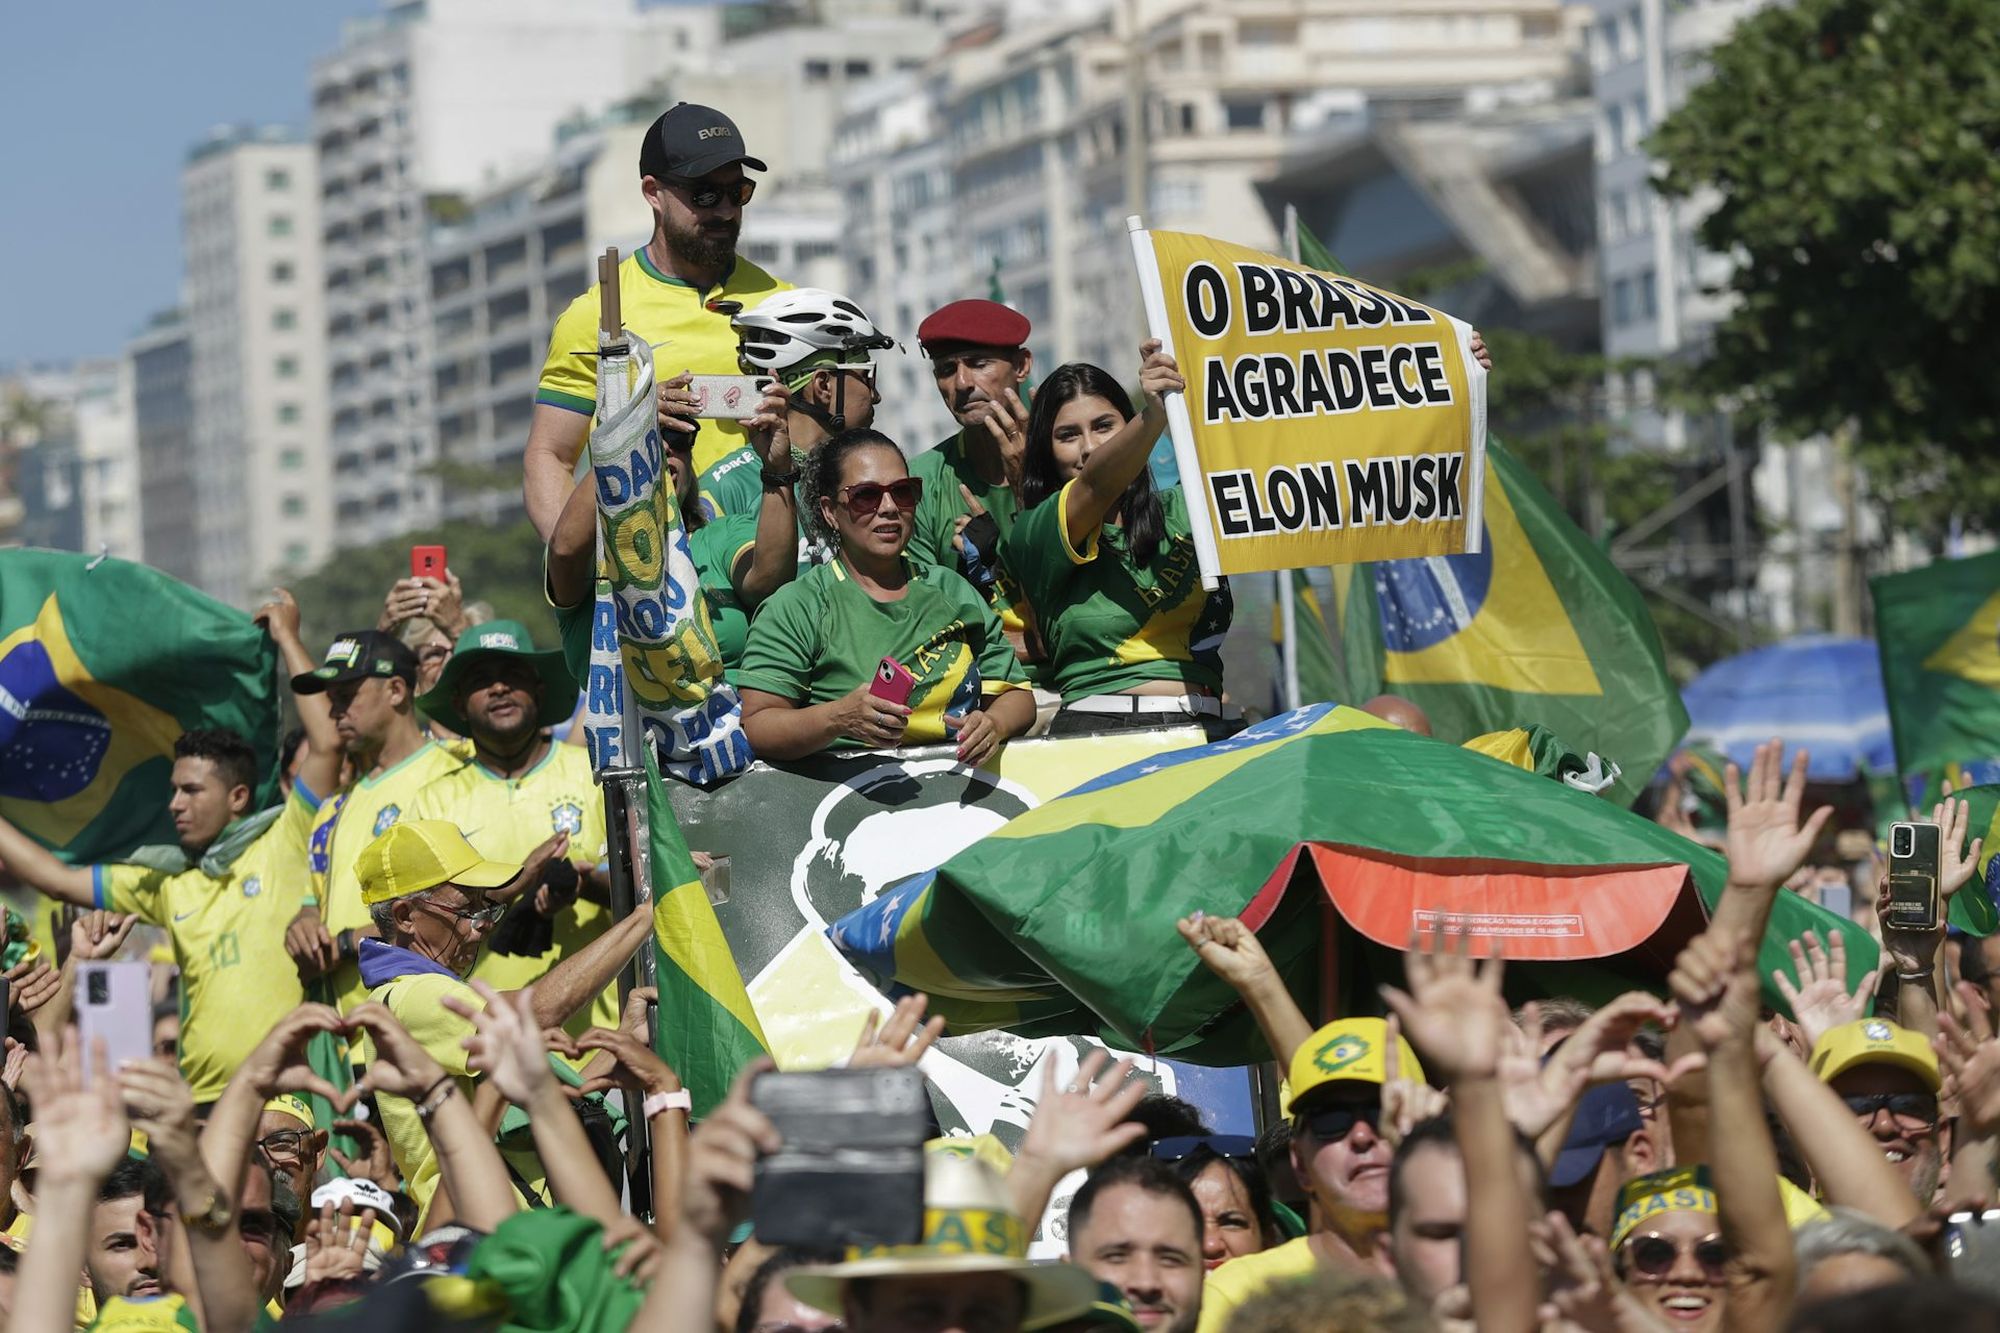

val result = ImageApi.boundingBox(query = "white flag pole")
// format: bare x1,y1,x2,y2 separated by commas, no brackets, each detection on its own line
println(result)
1275,206,1306,711
1124,215,1222,591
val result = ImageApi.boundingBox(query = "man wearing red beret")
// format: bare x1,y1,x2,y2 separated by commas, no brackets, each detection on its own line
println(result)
906,299,1038,662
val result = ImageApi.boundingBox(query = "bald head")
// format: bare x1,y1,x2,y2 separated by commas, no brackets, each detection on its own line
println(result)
1362,695,1433,737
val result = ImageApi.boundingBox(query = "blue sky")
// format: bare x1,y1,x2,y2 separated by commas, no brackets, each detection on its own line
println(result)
0,1,380,367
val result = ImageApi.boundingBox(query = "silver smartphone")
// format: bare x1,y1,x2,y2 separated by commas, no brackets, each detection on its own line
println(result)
685,374,775,420
75,961,152,1084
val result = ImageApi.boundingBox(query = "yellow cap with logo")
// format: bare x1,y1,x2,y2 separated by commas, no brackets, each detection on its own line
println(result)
356,820,521,907
262,1095,317,1132
1808,1018,1941,1093
1283,1017,1424,1114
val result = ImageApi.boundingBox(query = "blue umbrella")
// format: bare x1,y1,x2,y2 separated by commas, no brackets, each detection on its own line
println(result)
1681,635,1893,780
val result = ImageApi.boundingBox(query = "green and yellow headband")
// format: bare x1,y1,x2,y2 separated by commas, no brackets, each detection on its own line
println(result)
1610,1166,1717,1250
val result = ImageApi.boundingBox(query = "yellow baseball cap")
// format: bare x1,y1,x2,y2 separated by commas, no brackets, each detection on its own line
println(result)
1808,1018,1942,1093
262,1095,317,1132
356,820,521,907
1284,1018,1424,1115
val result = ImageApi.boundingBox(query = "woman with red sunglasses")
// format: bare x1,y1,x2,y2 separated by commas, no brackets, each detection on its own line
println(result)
736,429,1034,763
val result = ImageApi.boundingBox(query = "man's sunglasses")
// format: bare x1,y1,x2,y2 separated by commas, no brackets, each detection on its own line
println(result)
839,477,924,519
666,176,755,209
1302,1104,1382,1142
1840,1092,1939,1127
1619,1232,1730,1282
1150,1134,1258,1163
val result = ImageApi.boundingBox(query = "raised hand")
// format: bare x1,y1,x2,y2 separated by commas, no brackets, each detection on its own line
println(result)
600,1212,666,1282
1502,994,1699,1141
22,1030,129,1186
232,1003,354,1109
1934,795,1986,903
491,833,568,905
1772,929,1882,1051
1018,1049,1149,1178
656,369,700,440
970,387,1030,476
1539,1210,1669,1333
744,381,793,468
302,1198,377,1285
678,1059,781,1245
1938,984,2000,1141
68,910,138,963
848,994,946,1071
348,1003,449,1101
327,1116,399,1193
1380,920,1508,1084
1379,1013,1447,1148
1177,912,1280,995
6,958,62,1018
1722,739,1832,893
253,588,305,642
116,1058,202,1172
444,981,548,1107
1469,330,1495,373
1669,931,1759,1053
573,1027,682,1099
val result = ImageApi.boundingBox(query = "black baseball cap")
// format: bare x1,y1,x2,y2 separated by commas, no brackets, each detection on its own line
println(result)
292,630,418,694
639,102,768,181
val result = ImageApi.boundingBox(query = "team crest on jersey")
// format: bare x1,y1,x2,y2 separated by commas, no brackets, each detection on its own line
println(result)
373,805,402,836
552,802,584,835
241,876,262,898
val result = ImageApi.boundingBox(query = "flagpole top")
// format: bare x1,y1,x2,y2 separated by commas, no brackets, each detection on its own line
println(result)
1126,214,1146,233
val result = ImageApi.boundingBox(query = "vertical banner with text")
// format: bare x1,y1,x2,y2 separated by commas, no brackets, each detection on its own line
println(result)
1129,225,1488,579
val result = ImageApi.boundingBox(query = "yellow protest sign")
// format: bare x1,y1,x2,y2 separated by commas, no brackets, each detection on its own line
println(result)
1129,225,1488,576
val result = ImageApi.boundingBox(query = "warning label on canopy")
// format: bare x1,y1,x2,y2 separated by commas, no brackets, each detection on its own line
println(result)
1138,229,1487,572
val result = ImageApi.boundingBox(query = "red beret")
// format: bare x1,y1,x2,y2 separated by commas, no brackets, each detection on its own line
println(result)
917,299,1031,354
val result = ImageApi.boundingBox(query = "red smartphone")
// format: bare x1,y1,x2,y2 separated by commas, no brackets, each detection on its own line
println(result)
869,657,916,706
411,544,447,581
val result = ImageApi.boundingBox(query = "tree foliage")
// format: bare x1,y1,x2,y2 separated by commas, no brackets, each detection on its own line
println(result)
1651,0,2000,537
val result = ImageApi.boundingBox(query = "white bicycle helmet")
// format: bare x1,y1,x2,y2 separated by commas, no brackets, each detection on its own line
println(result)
732,288,892,374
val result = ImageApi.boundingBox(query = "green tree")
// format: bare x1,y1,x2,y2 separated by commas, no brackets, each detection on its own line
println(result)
286,518,559,653
1651,0,2000,539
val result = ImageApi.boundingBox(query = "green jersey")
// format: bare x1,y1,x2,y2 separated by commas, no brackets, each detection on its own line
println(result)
1001,480,1233,699
736,558,1026,748
908,432,1034,641
695,444,765,521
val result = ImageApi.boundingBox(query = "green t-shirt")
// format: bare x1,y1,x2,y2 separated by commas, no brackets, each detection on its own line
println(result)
736,558,1026,748
695,443,764,521
554,518,751,687
1000,480,1233,699
908,432,1033,642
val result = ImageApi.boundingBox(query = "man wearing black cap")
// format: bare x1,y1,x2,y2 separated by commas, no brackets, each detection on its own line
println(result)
907,299,1038,655
523,101,794,538
283,629,472,1015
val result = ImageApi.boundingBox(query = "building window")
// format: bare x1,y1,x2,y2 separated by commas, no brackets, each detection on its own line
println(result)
285,542,308,566
277,403,301,424
266,167,291,191
269,215,293,237
271,261,295,283
280,449,303,470
1611,276,1635,327
273,308,296,331
1600,104,1625,162
844,60,871,78
282,495,305,517
1224,99,1265,132
275,356,299,378
1638,267,1659,319
804,59,831,82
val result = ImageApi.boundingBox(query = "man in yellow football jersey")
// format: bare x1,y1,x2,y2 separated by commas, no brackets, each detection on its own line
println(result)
0,594,341,1104
283,630,469,1014
404,621,618,1045
523,101,793,537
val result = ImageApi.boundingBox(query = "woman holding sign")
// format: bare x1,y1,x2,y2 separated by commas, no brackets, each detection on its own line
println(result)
737,428,1035,763
1004,340,1237,737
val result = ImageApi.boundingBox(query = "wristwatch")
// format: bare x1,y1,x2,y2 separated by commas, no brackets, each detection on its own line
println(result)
183,1184,235,1235
760,467,799,490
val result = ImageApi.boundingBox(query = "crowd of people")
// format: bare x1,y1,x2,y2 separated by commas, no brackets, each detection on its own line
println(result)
0,99,1995,1333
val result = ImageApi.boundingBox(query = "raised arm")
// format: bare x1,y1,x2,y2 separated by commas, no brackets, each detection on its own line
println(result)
1876,795,1984,1043
255,588,342,800
734,383,800,608
519,904,651,1032
526,404,592,543
1007,1048,1148,1230
17,1033,133,1333
0,815,96,907
1176,912,1315,1067
1060,340,1182,545
1758,1031,1920,1228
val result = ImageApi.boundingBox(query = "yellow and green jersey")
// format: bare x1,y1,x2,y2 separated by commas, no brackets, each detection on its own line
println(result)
694,443,766,521
736,559,1026,748
90,791,318,1102
406,743,621,1044
308,740,472,1012
1001,481,1233,699
908,431,1032,641
535,249,791,475
85,1294,205,1333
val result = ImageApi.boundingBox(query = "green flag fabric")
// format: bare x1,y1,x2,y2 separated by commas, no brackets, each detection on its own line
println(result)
462,1207,647,1332
645,744,769,1116
1269,570,1343,708
829,705,1869,1063
1873,549,2000,808
0,550,279,863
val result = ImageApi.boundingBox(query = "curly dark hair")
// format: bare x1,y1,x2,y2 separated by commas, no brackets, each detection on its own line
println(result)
173,727,259,793
799,427,907,550
1018,361,1167,568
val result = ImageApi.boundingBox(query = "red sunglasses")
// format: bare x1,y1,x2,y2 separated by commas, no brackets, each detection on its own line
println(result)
839,477,924,519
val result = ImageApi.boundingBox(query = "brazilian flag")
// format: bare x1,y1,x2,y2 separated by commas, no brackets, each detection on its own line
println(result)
1269,569,1343,709
0,551,279,862
644,744,768,1116
1873,550,2000,808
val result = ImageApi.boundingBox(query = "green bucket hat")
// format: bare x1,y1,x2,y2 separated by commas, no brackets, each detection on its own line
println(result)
416,620,576,737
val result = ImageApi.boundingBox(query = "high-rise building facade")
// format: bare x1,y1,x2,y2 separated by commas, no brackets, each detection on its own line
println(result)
130,312,197,583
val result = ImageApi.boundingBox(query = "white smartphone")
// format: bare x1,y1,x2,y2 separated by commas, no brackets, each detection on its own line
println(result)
75,961,152,1084
686,374,775,420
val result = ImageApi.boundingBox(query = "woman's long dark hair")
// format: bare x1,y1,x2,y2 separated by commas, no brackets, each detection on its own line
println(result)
799,426,905,550
1019,362,1167,568
1169,1150,1281,1251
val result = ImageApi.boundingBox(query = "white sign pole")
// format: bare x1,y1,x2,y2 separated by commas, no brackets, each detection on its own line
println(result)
1125,215,1222,591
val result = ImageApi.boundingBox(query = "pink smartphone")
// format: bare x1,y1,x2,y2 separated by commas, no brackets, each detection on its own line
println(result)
686,374,776,420
870,657,916,706
75,961,151,1084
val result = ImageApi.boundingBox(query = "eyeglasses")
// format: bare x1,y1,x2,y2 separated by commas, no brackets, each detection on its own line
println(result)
1302,1104,1382,1143
1841,1092,1940,1128
1619,1232,1730,1283
666,176,755,209
416,896,506,930
838,477,924,519
257,1129,311,1165
1151,1134,1258,1163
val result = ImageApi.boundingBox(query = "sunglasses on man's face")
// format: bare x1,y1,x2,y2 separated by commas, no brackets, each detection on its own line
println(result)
1150,1134,1258,1163
1841,1091,1940,1128
1619,1232,1730,1283
667,176,755,209
839,477,924,520
1302,1104,1382,1143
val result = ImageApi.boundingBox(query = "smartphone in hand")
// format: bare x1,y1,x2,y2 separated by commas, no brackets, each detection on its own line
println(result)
750,1066,928,1249
870,657,916,707
1886,821,1941,931
411,545,447,582
75,961,150,1085
686,374,776,420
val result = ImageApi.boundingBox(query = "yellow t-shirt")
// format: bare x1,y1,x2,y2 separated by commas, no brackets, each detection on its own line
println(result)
91,792,318,1102
1195,1236,1324,1333
365,967,546,1222
406,745,619,1048
534,248,791,474
308,741,471,1012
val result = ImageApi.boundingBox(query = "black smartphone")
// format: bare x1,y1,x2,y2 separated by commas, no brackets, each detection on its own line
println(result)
750,1066,928,1250
1887,821,1942,931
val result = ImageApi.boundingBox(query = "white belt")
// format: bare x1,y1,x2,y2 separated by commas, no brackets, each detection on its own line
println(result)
1064,694,1230,718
